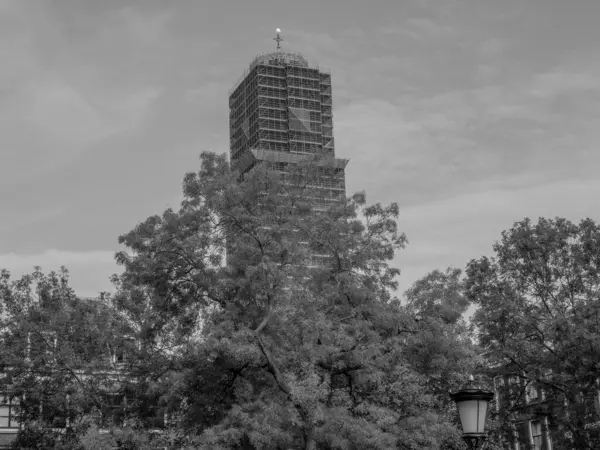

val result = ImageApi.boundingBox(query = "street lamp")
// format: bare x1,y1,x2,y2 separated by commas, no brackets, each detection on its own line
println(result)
450,375,495,450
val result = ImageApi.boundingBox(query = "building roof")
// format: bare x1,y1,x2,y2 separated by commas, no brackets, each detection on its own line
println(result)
229,51,330,96
249,51,309,70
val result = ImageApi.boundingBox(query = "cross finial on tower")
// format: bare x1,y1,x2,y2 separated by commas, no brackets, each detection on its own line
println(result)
274,28,283,51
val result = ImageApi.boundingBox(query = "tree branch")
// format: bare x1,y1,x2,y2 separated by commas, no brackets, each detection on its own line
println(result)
256,334,316,449
256,335,290,397
253,293,274,335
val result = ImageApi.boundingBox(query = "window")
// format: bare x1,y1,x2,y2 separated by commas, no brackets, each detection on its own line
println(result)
515,421,531,449
526,382,541,403
531,420,543,450
595,379,600,413
514,422,524,450
507,375,520,387
545,417,552,450
0,393,19,428
506,375,521,405
111,337,137,367
114,347,126,365
147,406,167,429
102,393,127,426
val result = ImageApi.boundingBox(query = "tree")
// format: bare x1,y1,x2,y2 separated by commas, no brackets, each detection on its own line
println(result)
404,267,470,326
0,267,156,449
403,268,475,403
111,151,470,449
465,217,600,449
401,267,507,450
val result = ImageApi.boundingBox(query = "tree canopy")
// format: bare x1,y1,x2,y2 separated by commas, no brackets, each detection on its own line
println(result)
109,152,476,449
1,152,483,449
0,267,171,449
466,217,600,449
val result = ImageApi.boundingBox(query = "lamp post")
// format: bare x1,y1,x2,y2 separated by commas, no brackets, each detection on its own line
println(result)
450,375,494,450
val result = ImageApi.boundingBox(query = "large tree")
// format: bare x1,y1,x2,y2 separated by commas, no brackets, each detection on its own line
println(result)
403,268,477,407
0,267,169,449
111,151,472,449
402,267,508,450
466,217,600,449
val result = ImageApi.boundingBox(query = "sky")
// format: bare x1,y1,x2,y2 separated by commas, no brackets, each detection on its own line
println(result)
1,0,599,300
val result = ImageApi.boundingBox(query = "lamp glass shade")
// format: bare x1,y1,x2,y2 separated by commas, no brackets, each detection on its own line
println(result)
456,399,489,434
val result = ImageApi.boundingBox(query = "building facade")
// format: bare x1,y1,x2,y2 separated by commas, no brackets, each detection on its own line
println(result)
493,368,554,450
491,363,600,449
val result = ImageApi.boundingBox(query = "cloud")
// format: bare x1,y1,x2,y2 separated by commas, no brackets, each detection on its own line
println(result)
0,1,165,187
470,84,548,123
117,6,172,45
289,29,353,67
185,82,230,105
105,86,162,131
406,17,455,38
395,177,600,298
379,15,457,44
395,27,422,41
336,53,600,216
25,81,115,145
474,64,498,83
0,82,161,188
336,96,482,205
529,66,600,99
19,80,161,148
0,207,65,234
0,249,115,271
476,37,507,57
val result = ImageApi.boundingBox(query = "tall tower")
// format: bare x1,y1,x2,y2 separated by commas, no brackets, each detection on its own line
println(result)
228,29,348,206
227,30,348,269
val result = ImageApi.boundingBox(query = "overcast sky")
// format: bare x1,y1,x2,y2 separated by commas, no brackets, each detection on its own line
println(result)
1,0,599,299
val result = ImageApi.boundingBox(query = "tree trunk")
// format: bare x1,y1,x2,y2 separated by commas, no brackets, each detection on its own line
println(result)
304,424,315,450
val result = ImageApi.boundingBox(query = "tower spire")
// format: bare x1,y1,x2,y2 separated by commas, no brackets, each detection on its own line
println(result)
273,28,283,51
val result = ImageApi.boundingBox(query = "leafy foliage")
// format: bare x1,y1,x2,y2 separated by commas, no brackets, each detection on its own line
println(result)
466,217,600,449
0,267,166,448
402,267,492,449
1,152,484,448
110,152,474,448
